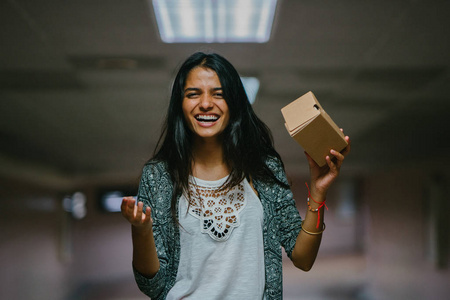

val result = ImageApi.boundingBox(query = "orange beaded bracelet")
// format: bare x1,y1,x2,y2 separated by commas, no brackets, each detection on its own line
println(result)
305,182,328,228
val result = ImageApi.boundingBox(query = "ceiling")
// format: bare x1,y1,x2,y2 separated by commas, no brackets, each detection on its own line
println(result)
1,0,449,191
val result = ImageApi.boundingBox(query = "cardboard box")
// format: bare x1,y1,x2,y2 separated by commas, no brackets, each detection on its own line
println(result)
281,91,348,166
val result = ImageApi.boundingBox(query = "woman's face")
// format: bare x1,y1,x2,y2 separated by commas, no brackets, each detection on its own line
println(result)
182,67,230,142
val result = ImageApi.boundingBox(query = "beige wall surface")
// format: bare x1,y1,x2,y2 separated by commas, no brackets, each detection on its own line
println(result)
1,164,449,300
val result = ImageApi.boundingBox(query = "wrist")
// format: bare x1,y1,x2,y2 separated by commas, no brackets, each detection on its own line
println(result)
132,224,153,236
310,192,326,203
305,182,328,228
305,182,326,202
309,185,327,203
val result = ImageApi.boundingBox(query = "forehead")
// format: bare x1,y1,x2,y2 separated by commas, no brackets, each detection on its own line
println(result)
185,67,221,87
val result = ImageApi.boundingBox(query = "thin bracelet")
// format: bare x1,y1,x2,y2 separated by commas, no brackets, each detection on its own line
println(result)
307,197,320,212
301,220,326,235
305,182,328,228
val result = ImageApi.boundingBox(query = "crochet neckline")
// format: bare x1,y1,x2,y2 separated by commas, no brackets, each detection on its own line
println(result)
189,174,229,187
186,177,247,242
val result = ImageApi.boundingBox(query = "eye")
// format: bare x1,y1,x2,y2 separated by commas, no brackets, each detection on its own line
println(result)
186,92,199,98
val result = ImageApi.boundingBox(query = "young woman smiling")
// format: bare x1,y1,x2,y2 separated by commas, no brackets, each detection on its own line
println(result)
121,52,351,300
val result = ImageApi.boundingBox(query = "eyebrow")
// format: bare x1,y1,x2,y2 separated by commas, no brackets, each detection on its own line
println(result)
184,87,223,92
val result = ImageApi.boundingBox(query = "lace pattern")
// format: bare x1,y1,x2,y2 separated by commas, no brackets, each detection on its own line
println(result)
187,179,247,241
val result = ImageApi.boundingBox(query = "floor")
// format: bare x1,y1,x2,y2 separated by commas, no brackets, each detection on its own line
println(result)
283,253,370,300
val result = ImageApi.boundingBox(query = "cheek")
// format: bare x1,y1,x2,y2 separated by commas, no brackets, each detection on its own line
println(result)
181,101,192,129
181,99,192,118
221,104,230,124
223,114,230,127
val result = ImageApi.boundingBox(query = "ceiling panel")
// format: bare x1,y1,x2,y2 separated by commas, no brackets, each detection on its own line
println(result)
1,0,449,189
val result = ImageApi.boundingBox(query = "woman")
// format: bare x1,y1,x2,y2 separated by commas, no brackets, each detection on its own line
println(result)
121,52,351,300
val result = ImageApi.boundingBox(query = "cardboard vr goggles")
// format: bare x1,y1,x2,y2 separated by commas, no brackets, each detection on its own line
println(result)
281,91,348,167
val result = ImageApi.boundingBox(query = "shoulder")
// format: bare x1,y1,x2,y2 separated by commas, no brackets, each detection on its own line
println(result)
253,155,289,197
141,159,170,179
264,155,283,171
264,155,288,185
139,159,174,209
140,159,173,193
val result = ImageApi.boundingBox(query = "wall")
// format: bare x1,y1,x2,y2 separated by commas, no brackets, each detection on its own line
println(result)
0,182,144,300
363,166,450,300
1,166,449,300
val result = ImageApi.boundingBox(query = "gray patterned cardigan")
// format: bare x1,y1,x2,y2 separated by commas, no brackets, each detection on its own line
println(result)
133,157,303,299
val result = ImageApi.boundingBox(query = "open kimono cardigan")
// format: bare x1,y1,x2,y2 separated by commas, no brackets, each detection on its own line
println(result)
133,157,303,300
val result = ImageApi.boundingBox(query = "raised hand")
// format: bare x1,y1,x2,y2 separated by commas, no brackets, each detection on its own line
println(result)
305,130,351,201
121,196,159,277
121,196,153,230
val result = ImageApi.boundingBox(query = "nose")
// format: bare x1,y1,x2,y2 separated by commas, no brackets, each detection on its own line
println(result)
199,95,214,110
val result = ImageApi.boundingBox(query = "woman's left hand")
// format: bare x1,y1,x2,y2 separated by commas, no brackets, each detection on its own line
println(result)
304,130,351,201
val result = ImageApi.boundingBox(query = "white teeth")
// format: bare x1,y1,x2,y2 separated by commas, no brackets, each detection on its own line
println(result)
195,115,219,121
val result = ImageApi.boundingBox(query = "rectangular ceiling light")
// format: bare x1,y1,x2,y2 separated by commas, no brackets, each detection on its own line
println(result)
241,77,260,104
152,0,278,43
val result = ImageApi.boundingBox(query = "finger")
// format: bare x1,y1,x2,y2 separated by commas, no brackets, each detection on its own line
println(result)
342,136,351,156
331,150,344,169
304,151,318,168
121,198,128,212
325,156,338,175
326,155,337,170
331,149,345,161
143,206,152,224
121,197,134,216
122,197,136,218
134,201,142,221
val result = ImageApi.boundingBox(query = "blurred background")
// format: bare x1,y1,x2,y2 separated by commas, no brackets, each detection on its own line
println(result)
1,0,449,299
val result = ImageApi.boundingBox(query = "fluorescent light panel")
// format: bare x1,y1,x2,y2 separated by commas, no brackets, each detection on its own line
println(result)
152,0,278,43
101,191,137,212
241,77,260,104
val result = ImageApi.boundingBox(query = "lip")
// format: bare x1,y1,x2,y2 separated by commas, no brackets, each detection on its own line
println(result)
194,113,220,127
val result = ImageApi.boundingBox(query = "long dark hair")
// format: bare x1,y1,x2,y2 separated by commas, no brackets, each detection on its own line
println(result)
152,52,287,222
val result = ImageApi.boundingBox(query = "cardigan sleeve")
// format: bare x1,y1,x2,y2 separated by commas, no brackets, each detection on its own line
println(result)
266,157,303,259
132,162,174,299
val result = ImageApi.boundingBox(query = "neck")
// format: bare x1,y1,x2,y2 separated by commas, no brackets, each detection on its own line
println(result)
191,137,230,180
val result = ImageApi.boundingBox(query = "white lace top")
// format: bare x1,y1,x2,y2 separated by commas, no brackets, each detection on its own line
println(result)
166,176,265,300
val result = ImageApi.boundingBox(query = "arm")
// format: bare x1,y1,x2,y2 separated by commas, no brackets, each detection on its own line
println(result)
291,132,351,271
121,197,160,277
121,163,174,299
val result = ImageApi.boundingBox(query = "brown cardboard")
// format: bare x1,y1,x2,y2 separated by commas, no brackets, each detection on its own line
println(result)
281,91,348,166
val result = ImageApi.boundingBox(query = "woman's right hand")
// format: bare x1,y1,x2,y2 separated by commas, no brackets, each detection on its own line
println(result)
121,197,153,230
121,197,160,278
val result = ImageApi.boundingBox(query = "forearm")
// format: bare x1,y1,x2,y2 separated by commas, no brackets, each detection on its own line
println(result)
132,225,160,278
291,134,350,271
291,192,325,271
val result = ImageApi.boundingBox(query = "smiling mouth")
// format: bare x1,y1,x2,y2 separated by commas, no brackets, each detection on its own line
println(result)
195,114,219,122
